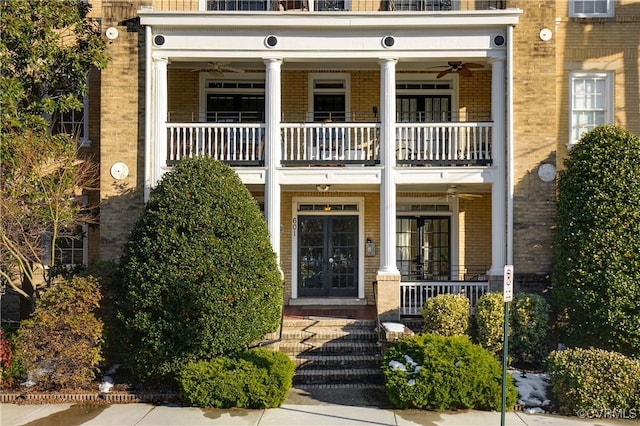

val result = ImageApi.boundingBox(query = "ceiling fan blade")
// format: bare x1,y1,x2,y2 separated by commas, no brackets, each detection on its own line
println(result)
219,65,245,73
436,69,452,79
465,63,484,69
459,193,483,200
459,67,473,78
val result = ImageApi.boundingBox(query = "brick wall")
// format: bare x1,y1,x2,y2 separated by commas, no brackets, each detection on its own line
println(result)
510,0,558,276
98,1,146,261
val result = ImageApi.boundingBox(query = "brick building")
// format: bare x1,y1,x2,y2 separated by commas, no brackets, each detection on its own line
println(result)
77,0,638,320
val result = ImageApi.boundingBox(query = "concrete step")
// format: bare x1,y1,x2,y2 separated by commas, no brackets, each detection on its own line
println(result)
280,327,379,342
293,353,381,369
283,319,377,328
276,340,381,356
293,368,385,385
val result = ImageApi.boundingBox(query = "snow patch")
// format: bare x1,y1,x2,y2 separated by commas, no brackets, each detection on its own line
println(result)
510,370,551,413
382,322,406,333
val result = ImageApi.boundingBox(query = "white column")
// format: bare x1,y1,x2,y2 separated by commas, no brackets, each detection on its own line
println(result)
378,58,400,276
489,57,506,276
264,58,282,267
152,56,168,186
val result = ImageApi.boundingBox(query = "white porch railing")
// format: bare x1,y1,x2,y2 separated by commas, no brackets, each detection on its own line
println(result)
165,121,493,166
166,123,265,165
281,122,380,164
396,122,492,165
400,281,490,316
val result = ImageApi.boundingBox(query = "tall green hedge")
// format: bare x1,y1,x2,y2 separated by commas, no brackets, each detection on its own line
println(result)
553,125,640,356
115,158,283,382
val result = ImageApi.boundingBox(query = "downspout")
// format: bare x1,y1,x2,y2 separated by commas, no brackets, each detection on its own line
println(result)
144,25,152,202
506,25,514,265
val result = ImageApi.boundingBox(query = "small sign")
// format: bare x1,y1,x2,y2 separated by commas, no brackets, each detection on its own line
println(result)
503,265,514,302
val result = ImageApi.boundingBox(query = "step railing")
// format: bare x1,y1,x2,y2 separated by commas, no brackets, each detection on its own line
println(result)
400,280,489,316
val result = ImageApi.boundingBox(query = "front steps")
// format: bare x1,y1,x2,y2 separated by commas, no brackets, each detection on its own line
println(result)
274,317,384,390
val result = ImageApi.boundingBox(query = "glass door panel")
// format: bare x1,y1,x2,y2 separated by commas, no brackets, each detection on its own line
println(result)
298,216,358,297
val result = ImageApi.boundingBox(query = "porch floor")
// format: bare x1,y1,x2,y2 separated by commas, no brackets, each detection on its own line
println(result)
283,305,376,320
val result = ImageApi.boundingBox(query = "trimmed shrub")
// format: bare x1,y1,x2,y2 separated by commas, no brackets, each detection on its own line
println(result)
546,348,640,414
115,158,283,383
383,334,517,411
553,125,640,356
421,294,469,337
178,349,295,408
15,276,103,390
475,292,505,356
510,293,550,367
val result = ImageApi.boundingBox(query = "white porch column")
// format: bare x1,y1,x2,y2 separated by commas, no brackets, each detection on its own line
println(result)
378,58,400,276
264,58,282,267
489,57,507,277
152,56,168,186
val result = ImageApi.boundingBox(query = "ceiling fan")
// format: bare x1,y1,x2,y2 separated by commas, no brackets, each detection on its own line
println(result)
445,185,483,200
192,62,245,77
432,61,484,79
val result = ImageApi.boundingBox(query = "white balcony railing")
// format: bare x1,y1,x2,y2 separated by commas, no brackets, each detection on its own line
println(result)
281,122,380,164
400,281,490,316
165,121,492,166
167,123,265,165
396,122,492,165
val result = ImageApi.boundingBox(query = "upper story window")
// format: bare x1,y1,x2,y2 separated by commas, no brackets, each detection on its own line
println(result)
206,0,266,10
204,80,265,123
569,72,613,146
569,0,614,18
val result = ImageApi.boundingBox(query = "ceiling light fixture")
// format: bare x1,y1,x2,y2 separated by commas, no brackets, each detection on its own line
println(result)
316,184,330,192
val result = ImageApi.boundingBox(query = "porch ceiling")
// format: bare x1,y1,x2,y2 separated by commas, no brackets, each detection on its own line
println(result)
169,58,491,73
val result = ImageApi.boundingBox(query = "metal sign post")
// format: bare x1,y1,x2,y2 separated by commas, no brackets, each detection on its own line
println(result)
501,265,514,426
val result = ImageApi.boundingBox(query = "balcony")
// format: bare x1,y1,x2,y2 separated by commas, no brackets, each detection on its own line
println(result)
165,119,492,167
148,0,507,12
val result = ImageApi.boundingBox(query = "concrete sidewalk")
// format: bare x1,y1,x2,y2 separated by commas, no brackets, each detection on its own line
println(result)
2,401,638,426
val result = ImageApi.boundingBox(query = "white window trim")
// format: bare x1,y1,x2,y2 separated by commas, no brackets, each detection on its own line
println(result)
568,71,613,148
291,196,364,300
198,72,266,120
78,94,91,147
308,73,351,122
569,0,614,18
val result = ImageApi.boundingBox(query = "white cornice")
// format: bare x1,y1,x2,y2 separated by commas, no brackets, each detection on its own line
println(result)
139,10,522,30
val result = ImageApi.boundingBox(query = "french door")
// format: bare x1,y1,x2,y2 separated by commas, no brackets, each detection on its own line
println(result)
396,216,451,281
298,216,358,297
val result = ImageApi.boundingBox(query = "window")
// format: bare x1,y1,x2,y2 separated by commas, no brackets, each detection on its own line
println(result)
42,226,87,268
52,94,90,147
205,80,265,122
569,72,613,146
569,0,614,18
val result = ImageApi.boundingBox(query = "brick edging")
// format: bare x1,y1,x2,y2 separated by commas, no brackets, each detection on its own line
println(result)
0,391,180,404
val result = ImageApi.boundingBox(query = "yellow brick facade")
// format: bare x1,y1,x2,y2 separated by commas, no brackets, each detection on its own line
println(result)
89,0,638,302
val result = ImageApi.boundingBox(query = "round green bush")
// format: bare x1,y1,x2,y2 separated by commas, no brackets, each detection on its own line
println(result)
510,293,550,367
475,292,505,356
553,125,640,356
178,349,295,408
546,348,640,414
115,158,283,382
382,334,517,411
421,294,469,337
